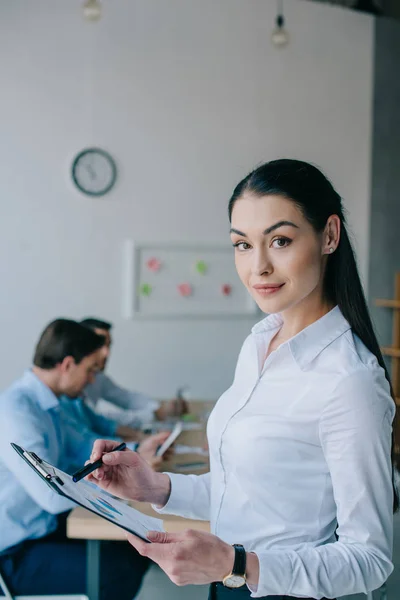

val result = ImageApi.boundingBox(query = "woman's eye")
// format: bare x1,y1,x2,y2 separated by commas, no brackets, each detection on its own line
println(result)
233,242,251,251
271,237,291,249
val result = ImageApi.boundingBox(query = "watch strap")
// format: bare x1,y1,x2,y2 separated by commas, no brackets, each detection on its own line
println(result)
232,544,246,576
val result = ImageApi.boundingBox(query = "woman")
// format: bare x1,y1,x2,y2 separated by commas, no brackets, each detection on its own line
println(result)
89,159,398,600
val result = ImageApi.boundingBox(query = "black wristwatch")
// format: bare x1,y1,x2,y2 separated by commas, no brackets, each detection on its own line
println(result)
222,544,247,588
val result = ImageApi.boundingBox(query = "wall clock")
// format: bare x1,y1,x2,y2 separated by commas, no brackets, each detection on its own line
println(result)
71,148,117,196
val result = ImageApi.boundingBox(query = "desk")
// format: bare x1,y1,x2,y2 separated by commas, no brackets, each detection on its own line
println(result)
67,402,213,600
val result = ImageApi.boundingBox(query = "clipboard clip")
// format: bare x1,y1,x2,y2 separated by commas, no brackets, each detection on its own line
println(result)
22,449,64,486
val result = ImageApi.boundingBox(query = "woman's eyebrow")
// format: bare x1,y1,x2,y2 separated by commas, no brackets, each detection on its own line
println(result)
230,220,299,237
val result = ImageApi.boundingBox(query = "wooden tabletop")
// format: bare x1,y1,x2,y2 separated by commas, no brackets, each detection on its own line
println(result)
67,402,213,540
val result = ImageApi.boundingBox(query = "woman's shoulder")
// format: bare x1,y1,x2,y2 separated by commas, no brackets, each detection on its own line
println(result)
318,330,395,420
316,326,382,376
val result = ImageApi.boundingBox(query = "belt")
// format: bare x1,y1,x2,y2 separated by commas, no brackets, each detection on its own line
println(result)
209,582,334,600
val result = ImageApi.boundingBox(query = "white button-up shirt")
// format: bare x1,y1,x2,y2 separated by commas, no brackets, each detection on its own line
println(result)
156,307,395,599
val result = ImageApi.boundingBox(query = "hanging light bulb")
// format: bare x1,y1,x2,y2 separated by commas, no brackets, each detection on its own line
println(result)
82,0,102,22
271,0,289,48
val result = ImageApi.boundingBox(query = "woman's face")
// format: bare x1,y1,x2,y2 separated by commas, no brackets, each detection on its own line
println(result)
230,192,328,315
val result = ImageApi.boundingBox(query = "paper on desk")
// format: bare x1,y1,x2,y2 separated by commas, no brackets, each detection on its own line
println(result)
180,422,203,431
45,462,164,538
174,444,209,456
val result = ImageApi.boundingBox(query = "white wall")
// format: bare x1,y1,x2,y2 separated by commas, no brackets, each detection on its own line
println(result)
0,0,374,398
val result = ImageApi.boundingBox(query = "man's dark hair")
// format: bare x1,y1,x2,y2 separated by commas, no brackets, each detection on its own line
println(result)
81,318,112,332
33,319,105,369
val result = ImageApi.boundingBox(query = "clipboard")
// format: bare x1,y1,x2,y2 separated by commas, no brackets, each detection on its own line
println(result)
11,443,164,542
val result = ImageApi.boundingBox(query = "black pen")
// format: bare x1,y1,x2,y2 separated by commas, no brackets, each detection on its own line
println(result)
72,442,127,483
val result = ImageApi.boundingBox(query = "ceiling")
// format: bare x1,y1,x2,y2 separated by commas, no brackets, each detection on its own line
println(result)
310,0,400,19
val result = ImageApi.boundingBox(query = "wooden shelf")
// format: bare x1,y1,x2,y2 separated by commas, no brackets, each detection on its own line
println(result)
381,346,400,358
375,273,400,403
375,299,400,309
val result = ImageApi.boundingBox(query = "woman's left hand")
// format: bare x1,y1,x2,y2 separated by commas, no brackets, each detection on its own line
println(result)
127,529,234,586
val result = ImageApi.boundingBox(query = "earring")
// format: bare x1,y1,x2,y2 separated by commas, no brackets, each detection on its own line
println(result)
329,247,334,253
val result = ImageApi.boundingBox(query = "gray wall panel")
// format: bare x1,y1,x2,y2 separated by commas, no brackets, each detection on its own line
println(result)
369,17,400,361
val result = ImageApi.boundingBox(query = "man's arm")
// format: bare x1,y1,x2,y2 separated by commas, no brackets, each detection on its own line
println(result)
99,373,160,426
0,396,74,514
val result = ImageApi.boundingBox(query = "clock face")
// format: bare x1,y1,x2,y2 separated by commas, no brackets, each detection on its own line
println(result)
71,148,117,196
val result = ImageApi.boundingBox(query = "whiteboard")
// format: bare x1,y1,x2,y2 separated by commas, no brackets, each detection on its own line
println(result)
123,241,258,318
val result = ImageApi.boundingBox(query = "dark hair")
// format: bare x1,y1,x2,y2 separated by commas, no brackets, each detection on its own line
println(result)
33,319,105,369
229,158,399,512
81,318,112,332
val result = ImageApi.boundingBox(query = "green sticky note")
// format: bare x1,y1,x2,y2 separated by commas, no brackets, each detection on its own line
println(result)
140,283,152,297
182,413,197,422
196,260,207,275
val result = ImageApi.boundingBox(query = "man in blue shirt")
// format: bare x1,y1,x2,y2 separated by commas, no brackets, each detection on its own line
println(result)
0,319,149,599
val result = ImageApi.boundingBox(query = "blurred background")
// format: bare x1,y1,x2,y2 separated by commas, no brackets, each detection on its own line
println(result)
0,1,399,598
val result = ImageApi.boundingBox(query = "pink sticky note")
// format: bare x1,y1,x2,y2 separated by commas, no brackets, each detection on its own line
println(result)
178,283,192,297
221,284,232,296
146,257,162,272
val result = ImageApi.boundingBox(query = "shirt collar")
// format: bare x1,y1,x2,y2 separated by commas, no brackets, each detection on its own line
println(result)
252,306,351,370
22,369,60,411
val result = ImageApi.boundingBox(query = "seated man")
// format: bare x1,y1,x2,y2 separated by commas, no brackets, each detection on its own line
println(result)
0,319,155,599
81,317,188,428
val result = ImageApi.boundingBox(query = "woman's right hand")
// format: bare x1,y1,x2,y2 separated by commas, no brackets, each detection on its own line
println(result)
87,438,171,505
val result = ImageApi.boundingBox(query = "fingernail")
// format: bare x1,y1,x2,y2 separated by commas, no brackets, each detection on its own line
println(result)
103,454,113,463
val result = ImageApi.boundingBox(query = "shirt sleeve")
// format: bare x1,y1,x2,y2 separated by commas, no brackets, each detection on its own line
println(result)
100,374,161,426
152,472,211,521
251,369,395,599
0,396,74,514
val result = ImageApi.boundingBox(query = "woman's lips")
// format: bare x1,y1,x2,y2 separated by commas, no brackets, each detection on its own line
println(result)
253,283,285,295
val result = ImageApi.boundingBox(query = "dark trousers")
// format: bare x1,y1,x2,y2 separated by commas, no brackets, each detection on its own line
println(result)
0,513,149,600
208,582,335,600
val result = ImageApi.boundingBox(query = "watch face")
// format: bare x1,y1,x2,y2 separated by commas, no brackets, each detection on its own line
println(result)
71,148,117,196
223,574,246,589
